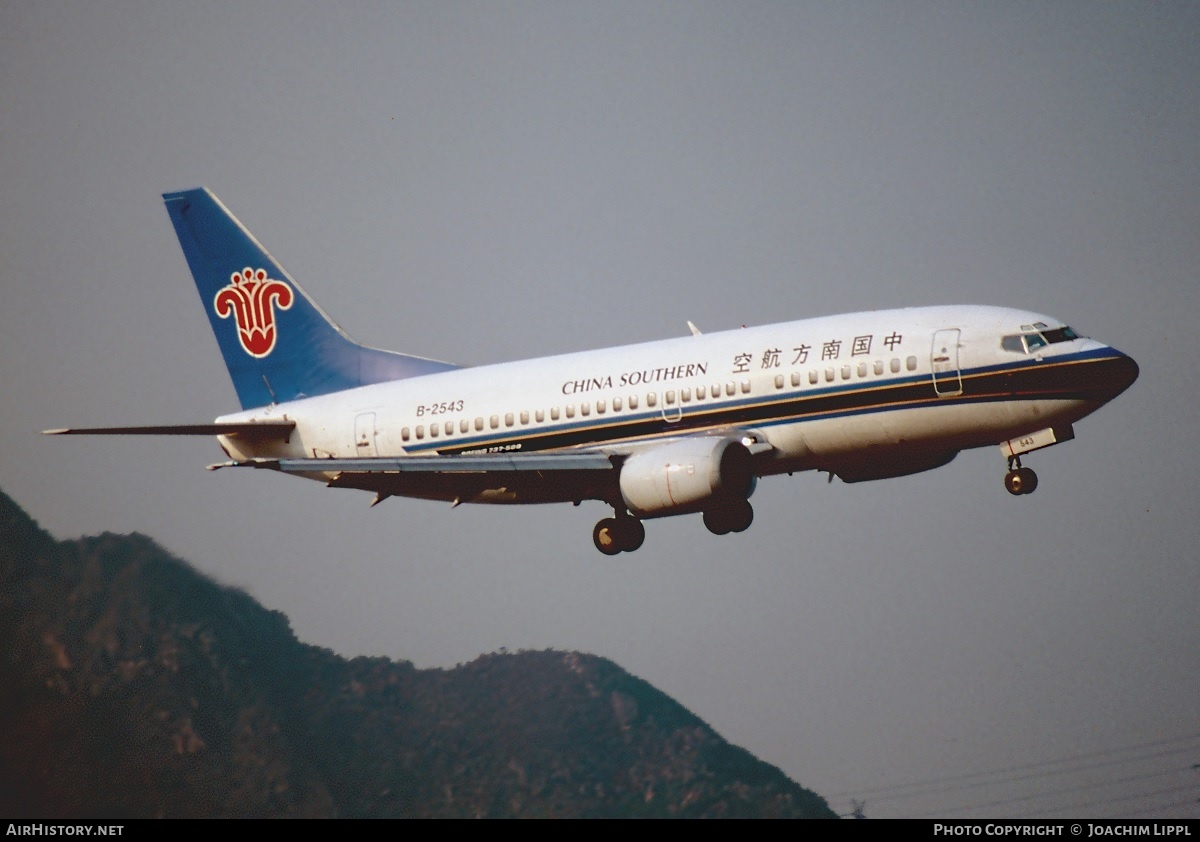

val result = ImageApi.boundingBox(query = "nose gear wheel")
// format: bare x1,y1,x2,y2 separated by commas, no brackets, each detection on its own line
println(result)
1004,457,1039,496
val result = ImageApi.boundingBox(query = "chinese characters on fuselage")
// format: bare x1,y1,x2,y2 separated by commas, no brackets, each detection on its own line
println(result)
733,332,903,374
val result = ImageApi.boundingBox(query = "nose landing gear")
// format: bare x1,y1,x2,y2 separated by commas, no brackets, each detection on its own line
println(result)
1004,456,1039,496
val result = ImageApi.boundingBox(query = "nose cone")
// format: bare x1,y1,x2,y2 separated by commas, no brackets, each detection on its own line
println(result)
1091,348,1139,404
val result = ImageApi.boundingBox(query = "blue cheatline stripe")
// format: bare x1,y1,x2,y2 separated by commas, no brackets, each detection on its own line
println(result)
394,349,1125,457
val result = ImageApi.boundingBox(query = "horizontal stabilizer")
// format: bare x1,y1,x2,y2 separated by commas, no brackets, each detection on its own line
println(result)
43,421,296,441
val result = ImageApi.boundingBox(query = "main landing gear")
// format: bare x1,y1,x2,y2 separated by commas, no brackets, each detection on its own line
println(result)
591,499,756,554
702,499,754,535
593,514,646,555
1004,456,1039,496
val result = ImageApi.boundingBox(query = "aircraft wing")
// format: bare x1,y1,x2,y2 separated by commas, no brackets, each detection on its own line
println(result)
210,451,620,506
213,453,617,473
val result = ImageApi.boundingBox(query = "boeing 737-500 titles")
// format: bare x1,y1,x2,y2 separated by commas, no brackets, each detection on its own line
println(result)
47,189,1139,554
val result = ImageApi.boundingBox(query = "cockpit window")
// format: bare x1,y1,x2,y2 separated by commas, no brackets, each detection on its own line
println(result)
1042,326,1079,344
1001,326,1081,354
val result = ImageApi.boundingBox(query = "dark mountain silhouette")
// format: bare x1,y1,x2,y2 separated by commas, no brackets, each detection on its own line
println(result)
0,489,836,818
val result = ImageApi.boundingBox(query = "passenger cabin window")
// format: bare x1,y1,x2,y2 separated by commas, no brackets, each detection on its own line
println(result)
612,397,622,412
565,404,576,418
775,374,785,389
535,409,545,423
857,363,868,378
791,372,801,387
475,417,484,431
809,370,818,385
906,356,918,371
841,365,851,380
740,379,751,394
890,359,901,373
665,390,675,405
520,410,529,425
580,402,590,416
681,388,691,402
725,382,736,396
825,368,835,382
429,423,438,438
874,360,884,375
490,415,499,429
401,427,410,442
460,419,470,434
415,425,425,440
646,392,657,408
551,407,560,421
596,399,606,414
445,421,454,436
504,412,514,427
628,395,638,410
696,385,706,400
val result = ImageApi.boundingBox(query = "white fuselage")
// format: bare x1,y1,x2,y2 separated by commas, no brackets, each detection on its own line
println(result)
214,304,1134,503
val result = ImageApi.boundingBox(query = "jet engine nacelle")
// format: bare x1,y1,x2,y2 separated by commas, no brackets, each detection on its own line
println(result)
619,437,756,518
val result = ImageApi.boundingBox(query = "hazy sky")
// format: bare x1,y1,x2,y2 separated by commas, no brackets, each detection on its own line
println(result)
2,1,1197,819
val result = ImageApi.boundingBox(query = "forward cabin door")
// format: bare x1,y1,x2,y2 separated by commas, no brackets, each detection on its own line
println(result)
931,329,963,397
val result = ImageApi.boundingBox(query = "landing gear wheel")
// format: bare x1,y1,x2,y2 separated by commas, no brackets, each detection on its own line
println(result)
729,499,754,533
617,516,645,552
703,508,731,535
703,500,754,535
593,515,646,554
1004,467,1039,496
1017,466,1038,494
593,518,623,555
1004,470,1023,495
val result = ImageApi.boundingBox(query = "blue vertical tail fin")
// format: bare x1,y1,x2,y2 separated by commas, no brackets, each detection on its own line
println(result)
163,188,459,410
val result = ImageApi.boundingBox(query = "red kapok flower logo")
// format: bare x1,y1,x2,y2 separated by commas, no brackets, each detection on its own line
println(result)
213,268,294,358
